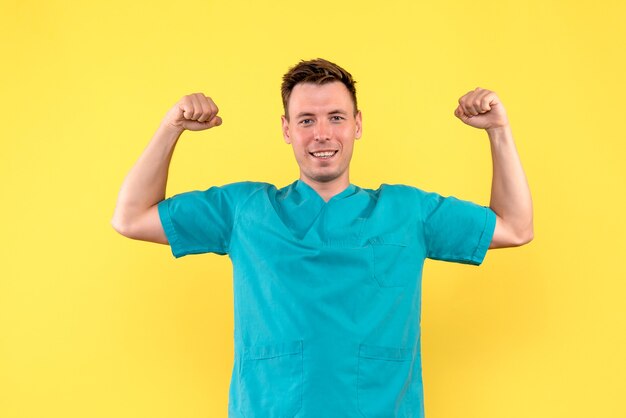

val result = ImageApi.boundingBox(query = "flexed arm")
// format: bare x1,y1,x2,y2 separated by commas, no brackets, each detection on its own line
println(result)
111,93,222,244
455,88,533,249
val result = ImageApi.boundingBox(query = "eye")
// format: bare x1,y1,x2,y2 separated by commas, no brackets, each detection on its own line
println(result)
330,115,345,122
299,119,313,126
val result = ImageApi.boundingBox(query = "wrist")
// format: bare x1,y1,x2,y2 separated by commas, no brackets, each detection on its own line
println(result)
158,122,185,139
486,124,513,142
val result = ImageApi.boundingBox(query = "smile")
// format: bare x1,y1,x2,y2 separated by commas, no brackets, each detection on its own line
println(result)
309,150,338,159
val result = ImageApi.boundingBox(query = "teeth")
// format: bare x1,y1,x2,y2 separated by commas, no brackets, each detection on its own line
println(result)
312,151,335,158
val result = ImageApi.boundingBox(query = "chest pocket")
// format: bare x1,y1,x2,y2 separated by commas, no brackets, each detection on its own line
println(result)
368,230,422,288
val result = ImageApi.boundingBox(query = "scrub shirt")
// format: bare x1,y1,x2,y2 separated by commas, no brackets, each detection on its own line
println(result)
157,179,496,418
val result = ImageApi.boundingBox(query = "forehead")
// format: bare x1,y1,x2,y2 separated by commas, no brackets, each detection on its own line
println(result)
288,81,353,115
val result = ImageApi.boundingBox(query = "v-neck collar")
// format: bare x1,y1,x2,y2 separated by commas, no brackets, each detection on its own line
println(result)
270,180,359,242
294,179,357,204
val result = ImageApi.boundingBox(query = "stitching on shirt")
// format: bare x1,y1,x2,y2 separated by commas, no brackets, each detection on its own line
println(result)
161,201,183,256
470,208,491,262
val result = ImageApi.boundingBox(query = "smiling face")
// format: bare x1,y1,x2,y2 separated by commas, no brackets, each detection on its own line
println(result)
281,81,362,189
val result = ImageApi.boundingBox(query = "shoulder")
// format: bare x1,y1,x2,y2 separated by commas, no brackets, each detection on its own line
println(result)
165,181,274,208
359,183,446,218
363,183,435,201
217,181,274,196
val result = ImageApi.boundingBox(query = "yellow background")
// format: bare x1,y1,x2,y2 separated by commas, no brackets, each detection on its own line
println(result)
1,0,625,417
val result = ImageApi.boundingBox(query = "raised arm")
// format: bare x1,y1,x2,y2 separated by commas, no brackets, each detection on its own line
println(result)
454,88,533,249
111,93,222,244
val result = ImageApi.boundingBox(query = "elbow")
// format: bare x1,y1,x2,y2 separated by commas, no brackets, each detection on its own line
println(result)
521,230,534,245
523,217,535,244
111,213,132,238
111,218,127,237
515,226,534,246
513,213,534,246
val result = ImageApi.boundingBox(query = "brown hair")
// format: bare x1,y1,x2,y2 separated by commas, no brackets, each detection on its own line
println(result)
281,58,358,119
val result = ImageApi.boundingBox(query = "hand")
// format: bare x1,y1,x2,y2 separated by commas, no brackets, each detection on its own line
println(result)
162,93,222,132
454,88,509,130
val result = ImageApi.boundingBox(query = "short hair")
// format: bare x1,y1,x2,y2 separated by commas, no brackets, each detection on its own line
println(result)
281,58,358,119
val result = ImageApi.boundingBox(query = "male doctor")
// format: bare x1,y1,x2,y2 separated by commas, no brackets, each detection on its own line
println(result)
112,58,533,417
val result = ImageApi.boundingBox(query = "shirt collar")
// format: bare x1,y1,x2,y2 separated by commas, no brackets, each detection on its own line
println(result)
294,179,357,203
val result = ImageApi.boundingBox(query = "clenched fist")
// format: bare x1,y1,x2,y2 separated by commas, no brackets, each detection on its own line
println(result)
162,93,222,132
454,88,509,130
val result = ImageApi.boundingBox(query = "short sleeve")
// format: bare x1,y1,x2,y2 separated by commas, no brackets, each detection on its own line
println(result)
422,191,497,265
157,181,264,258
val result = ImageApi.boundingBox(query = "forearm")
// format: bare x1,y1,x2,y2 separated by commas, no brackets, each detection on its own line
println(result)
487,125,534,241
111,123,184,230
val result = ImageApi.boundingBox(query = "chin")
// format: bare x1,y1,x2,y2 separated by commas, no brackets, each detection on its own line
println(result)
305,169,344,183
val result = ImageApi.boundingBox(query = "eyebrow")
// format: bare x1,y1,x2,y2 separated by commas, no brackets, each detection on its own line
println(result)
295,109,348,118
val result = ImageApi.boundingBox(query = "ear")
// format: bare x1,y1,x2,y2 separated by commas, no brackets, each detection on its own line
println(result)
281,115,291,144
355,110,363,140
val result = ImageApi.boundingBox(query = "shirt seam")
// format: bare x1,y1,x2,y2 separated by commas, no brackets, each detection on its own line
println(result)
158,199,183,258
471,206,497,263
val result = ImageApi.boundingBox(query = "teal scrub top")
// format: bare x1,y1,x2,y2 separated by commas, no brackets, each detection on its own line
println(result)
157,179,496,418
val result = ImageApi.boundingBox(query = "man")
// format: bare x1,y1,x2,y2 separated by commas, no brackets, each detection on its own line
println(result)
111,58,533,417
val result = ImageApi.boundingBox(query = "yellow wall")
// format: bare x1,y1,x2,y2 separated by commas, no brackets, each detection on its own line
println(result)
2,0,625,417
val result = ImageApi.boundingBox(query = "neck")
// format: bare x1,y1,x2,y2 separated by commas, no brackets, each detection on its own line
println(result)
300,174,350,202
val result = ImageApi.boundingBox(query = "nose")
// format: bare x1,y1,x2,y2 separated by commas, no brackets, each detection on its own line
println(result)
313,119,330,141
